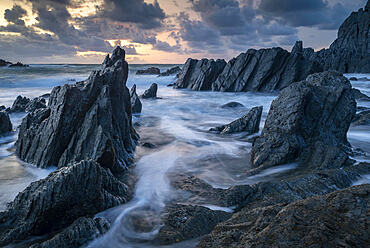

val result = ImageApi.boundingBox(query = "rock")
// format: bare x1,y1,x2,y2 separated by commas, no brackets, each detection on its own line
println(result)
40,93,51,98
167,83,174,87
173,58,226,91
9,62,28,67
154,204,231,245
15,46,139,175
349,77,358,81
26,97,47,112
130,84,142,113
141,83,158,99
0,111,12,135
220,102,244,108
198,184,370,248
9,95,30,112
0,160,129,246
357,77,370,81
212,42,322,92
0,59,11,66
351,88,370,101
251,71,356,170
210,106,262,135
141,142,155,148
313,3,370,73
136,67,160,75
30,217,110,248
159,66,181,77
352,109,370,126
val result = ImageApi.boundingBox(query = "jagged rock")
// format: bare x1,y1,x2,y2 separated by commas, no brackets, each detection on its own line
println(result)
9,95,31,112
220,102,244,108
30,217,110,248
198,184,370,248
9,62,29,67
136,67,160,75
141,83,158,99
40,93,51,98
313,3,369,73
251,71,356,170
210,106,262,135
351,88,370,101
0,111,12,135
130,84,142,113
15,46,138,174
159,66,181,77
212,42,322,92
352,109,370,126
173,58,226,91
0,160,129,246
0,59,11,66
26,98,47,112
154,204,231,245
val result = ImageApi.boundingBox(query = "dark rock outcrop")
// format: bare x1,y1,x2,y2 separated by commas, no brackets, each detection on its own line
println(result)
159,66,181,77
213,42,322,92
352,109,370,126
210,106,262,135
136,67,160,75
251,71,356,170
0,111,12,135
9,62,29,67
0,59,11,66
141,83,158,99
9,95,31,112
30,217,110,248
130,84,142,113
15,46,138,174
173,58,226,91
198,184,370,248
0,160,129,246
220,102,244,108
351,88,370,101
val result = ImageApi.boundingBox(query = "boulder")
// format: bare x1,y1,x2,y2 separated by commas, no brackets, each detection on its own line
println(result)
130,84,142,113
210,106,262,135
251,71,356,170
15,46,138,175
30,217,110,248
0,111,12,135
0,160,129,246
198,184,370,248
352,109,370,126
141,83,158,99
159,66,181,77
212,42,322,92
349,77,358,81
220,102,244,108
136,67,160,75
173,58,226,91
351,88,370,101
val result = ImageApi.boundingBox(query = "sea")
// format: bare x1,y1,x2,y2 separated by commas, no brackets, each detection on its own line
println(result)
0,64,369,247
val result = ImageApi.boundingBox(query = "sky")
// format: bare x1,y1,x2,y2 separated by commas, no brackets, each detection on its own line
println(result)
0,0,367,64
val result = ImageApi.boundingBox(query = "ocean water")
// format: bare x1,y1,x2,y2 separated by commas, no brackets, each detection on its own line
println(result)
0,64,369,247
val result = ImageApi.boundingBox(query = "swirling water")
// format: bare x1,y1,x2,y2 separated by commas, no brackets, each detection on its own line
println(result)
0,64,369,247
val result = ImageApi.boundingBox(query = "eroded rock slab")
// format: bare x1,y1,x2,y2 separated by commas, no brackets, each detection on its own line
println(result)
130,84,142,113
141,83,158,99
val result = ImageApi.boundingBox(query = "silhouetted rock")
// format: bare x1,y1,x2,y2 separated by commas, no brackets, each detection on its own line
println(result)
141,83,158,99
130,84,142,113
220,102,244,108
136,67,160,75
0,160,129,246
210,106,262,134
0,111,12,135
0,59,11,66
352,88,370,101
159,66,181,77
15,46,138,175
9,62,28,67
174,58,226,91
30,217,110,248
251,71,356,170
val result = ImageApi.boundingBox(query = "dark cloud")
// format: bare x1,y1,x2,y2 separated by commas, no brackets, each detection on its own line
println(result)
4,5,27,25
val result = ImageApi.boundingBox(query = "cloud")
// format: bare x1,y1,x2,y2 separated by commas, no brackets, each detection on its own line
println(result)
4,5,27,25
153,40,181,52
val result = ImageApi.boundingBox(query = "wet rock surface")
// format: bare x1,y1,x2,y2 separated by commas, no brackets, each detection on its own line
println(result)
198,184,370,248
15,46,138,174
136,67,160,75
0,111,12,135
0,160,129,246
159,66,181,77
251,71,356,170
352,88,370,101
173,58,226,91
130,84,142,113
141,83,158,99
210,106,262,135
30,217,110,248
352,109,370,126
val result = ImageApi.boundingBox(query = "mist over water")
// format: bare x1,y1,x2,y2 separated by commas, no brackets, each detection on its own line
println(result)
0,65,369,247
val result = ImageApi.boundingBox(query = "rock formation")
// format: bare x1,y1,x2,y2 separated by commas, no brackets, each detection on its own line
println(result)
130,84,142,113
0,59,28,67
251,71,356,170
351,88,370,101
159,66,181,77
141,83,158,99
352,109,370,126
220,102,244,108
0,160,129,246
210,106,262,134
15,46,138,174
0,111,12,135
136,67,160,75
0,59,11,66
9,62,29,67
8,95,46,113
173,58,226,91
